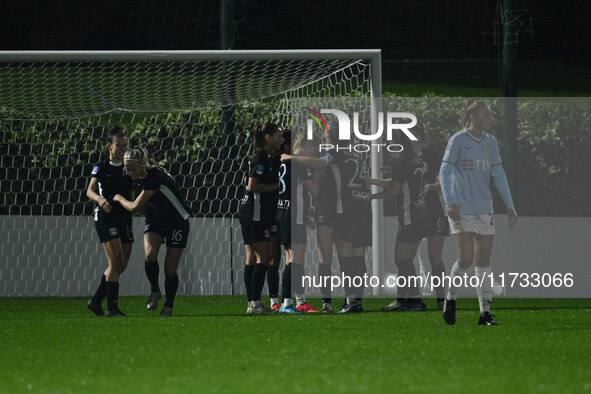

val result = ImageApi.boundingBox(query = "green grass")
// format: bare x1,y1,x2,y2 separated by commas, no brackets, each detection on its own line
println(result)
2,297,590,393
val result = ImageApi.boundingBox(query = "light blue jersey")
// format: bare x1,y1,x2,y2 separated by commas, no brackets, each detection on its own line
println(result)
439,129,514,215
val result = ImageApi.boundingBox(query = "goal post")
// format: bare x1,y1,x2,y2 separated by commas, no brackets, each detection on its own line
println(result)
0,49,384,296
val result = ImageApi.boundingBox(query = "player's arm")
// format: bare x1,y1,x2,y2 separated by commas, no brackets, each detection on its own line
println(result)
281,154,328,170
440,137,461,219
490,140,517,226
248,177,279,193
424,179,441,193
365,177,392,188
87,177,112,213
113,190,155,214
370,181,401,201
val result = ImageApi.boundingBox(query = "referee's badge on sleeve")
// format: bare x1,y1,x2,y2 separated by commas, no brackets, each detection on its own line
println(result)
91,166,100,175
256,165,264,175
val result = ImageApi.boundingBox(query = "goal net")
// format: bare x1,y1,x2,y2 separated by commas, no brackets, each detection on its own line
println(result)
0,50,379,297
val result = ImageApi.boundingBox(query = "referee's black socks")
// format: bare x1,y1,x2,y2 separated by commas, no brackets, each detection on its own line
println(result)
105,281,119,312
164,274,179,308
145,260,160,293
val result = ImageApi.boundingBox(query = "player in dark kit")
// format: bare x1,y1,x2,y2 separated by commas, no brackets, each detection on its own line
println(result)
86,125,134,317
238,122,284,314
312,124,340,313
277,131,321,313
114,146,191,317
369,123,448,311
323,129,372,314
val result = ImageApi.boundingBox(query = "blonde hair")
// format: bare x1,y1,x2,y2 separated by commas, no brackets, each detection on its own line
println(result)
293,131,321,154
124,146,153,169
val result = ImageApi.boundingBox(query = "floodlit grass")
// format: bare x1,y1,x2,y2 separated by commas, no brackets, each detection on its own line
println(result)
1,296,590,393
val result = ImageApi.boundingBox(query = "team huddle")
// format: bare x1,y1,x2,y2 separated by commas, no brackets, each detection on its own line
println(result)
86,100,517,325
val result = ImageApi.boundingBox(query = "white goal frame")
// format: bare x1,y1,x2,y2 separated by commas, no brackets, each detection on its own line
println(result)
0,49,384,296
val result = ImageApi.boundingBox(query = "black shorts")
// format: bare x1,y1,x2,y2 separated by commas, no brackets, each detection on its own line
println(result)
334,213,372,246
270,222,279,238
426,214,450,237
144,216,190,248
315,209,336,228
277,218,307,246
239,217,273,245
95,215,134,244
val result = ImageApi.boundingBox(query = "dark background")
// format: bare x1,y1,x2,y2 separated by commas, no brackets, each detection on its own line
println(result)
1,0,589,91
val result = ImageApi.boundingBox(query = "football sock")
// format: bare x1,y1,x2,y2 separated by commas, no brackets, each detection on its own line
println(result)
283,298,294,307
431,262,446,299
91,274,107,305
447,261,469,301
339,257,354,298
318,263,332,303
105,281,119,312
474,266,492,313
295,297,306,306
145,260,160,293
396,259,418,299
164,274,179,308
281,263,292,301
251,264,268,302
267,264,279,301
352,255,367,300
244,265,254,302
291,262,304,296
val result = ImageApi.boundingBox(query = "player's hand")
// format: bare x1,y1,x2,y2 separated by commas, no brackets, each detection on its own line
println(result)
423,183,435,194
99,197,112,212
507,209,518,227
379,166,392,176
307,217,317,230
447,205,460,220
365,177,376,187
280,154,292,162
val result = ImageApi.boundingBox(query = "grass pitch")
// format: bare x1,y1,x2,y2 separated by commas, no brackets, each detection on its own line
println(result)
1,297,590,393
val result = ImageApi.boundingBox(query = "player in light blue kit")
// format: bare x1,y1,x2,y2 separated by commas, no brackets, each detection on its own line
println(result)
439,100,518,326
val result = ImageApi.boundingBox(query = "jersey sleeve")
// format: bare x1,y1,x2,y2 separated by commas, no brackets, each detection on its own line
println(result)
294,162,313,182
490,138,515,210
141,170,162,191
391,158,409,184
442,134,461,165
440,135,460,207
90,164,102,178
248,151,265,180
320,152,334,166
491,136,503,166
